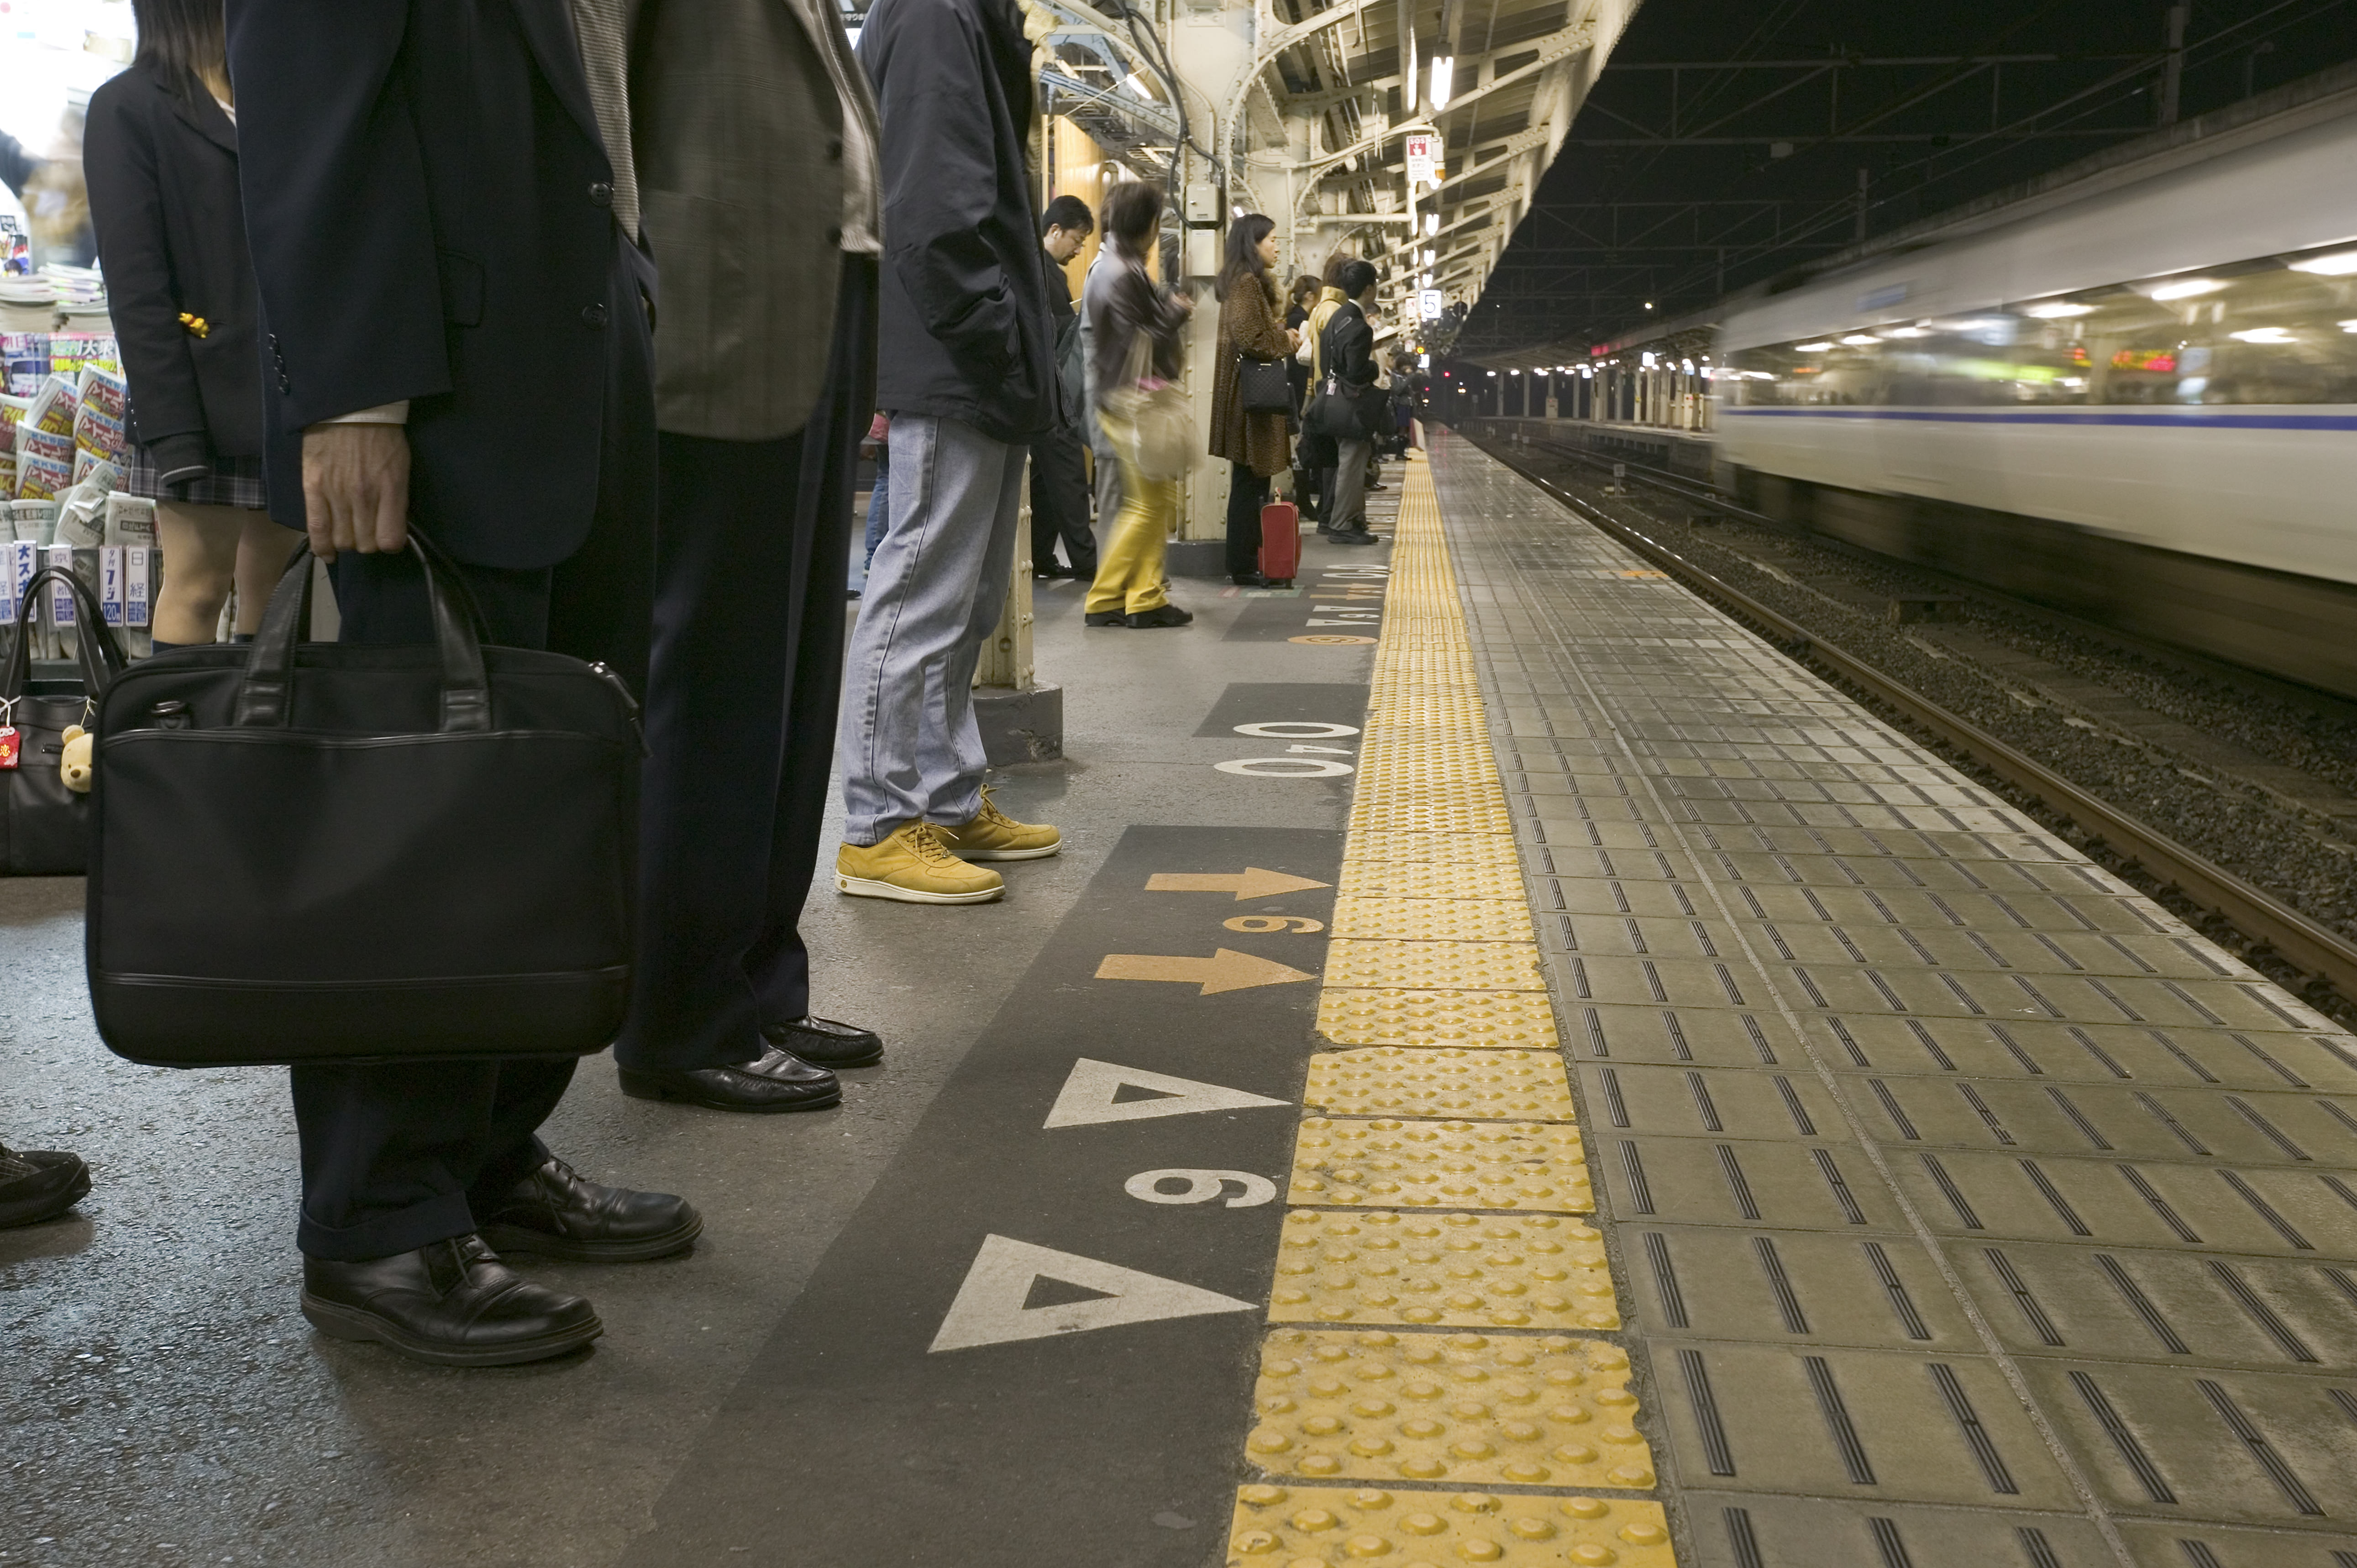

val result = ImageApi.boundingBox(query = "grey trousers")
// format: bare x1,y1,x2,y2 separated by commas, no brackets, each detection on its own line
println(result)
837,412,1025,846
1324,435,1374,530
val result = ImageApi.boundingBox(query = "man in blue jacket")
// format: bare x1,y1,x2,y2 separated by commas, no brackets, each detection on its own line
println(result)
834,0,1065,906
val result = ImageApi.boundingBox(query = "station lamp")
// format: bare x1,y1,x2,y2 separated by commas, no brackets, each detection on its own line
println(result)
1429,55,1454,110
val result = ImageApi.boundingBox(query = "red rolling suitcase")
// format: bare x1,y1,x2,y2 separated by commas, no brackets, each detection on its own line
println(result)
1259,500,1300,588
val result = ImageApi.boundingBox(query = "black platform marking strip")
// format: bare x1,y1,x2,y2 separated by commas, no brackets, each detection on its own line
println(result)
1752,1236,1809,1334
1928,1362,2019,1494
1869,1516,1914,1568
1664,1010,1694,1061
1803,1355,1876,1484
1774,1076,1816,1135
1988,1023,2043,1074
2070,1369,2176,1503
2046,1088,2113,1149
1584,1007,1609,1057
2063,1027,2131,1079
1680,1348,1737,1476
2016,1526,2064,1568
2208,1268,2314,1371
1906,1019,1957,1070
2145,1028,2217,1083
2220,1169,2312,1248
2019,1159,2092,1236
1717,1143,1762,1221
1959,1084,2015,1145
1814,1148,1869,1225
2226,1096,2310,1159
2197,1377,2323,1514
2228,1033,2307,1087
1686,1070,1723,1131
1868,1080,1920,1140
1600,1066,1631,1128
2178,1538,2223,1568
1986,1248,2065,1347
1744,1015,1779,1064
1723,1507,1764,1568
1620,1141,1655,1214
1922,1154,1984,1229
1864,1242,1932,1341
1644,1232,1687,1329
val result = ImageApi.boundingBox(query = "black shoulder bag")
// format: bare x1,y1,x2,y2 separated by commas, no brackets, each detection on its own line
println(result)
86,535,642,1068
2,566,126,876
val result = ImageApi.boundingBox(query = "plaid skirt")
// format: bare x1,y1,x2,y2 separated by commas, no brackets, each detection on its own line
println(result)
122,445,270,509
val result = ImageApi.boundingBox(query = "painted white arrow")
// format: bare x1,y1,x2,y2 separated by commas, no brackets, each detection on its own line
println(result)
1043,1058,1290,1129
928,1235,1255,1353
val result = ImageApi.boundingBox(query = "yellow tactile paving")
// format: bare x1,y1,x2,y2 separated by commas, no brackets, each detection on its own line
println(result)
1317,988,1561,1050
1290,1117,1592,1212
1236,462,1665,1560
1225,1485,1675,1568
1332,895,1536,944
1304,1048,1576,1121
1270,1210,1621,1331
1342,833,1523,872
1246,1331,1658,1490
1338,858,1531,901
1324,939,1547,992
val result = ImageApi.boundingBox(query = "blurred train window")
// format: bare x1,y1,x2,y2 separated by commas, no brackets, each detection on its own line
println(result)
1730,244,2357,407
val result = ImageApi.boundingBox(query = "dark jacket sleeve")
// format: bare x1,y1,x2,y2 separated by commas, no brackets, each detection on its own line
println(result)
0,131,36,199
1334,310,1376,388
863,9,1020,380
82,80,207,472
225,0,451,425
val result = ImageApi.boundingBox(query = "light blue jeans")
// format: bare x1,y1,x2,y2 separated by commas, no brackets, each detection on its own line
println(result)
837,412,1025,846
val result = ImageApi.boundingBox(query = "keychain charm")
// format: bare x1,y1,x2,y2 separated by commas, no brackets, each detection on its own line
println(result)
59,724,94,793
0,724,19,771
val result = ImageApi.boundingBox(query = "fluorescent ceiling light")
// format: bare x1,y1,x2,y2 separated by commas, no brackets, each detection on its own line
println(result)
1882,326,1929,337
1423,213,1438,236
2341,319,2357,334
2227,326,2294,343
2023,302,2094,319
1429,56,1454,110
2289,249,2357,276
1793,341,1834,352
2147,278,2224,301
1839,333,1881,345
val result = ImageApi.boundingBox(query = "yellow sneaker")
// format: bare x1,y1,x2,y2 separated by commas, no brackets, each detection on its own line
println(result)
835,821,1005,904
934,788,1062,861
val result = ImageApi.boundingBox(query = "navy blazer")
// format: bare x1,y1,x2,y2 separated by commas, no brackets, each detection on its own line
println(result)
226,0,647,567
84,63,264,471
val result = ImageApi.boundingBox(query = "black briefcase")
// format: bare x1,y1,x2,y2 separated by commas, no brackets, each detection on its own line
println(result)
85,537,641,1068
2,566,127,876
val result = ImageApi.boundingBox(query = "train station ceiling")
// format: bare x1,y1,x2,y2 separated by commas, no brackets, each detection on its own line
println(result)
1455,0,2357,367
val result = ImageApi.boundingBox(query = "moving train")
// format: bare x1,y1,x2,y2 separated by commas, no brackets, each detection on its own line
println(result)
1627,79,2357,697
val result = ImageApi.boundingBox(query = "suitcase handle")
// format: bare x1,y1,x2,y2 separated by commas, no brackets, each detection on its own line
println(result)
232,527,491,732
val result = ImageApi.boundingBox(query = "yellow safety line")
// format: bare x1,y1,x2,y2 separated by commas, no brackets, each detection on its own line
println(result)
1224,464,1680,1567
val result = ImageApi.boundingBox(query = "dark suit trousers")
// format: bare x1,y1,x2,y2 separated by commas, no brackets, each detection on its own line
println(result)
289,242,656,1262
615,257,877,1072
1027,420,1095,573
1224,462,1267,576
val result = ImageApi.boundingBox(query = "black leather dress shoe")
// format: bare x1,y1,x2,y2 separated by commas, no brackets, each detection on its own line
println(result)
0,1144,89,1229
301,1236,602,1368
619,1045,842,1113
762,1014,884,1069
475,1155,702,1263
1231,571,1269,588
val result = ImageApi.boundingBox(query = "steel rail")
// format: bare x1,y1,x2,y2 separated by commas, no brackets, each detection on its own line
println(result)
1463,427,2357,1006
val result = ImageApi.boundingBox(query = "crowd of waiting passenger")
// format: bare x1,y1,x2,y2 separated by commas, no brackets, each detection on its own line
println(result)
0,0,1421,1369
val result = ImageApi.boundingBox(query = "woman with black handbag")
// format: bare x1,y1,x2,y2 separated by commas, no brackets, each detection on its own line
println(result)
1208,214,1297,587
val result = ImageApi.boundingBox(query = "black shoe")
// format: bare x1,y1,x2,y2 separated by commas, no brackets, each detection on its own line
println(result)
1366,482,1388,492
1328,526,1381,547
1231,571,1268,588
619,1045,843,1113
474,1155,702,1263
1126,603,1193,628
761,1014,884,1069
301,1236,602,1368
1032,565,1068,580
1084,610,1127,627
0,1144,89,1229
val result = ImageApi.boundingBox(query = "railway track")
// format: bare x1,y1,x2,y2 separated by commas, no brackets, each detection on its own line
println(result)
1461,424,2357,1023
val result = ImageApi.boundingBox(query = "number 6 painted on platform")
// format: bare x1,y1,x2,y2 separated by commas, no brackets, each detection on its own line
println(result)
1125,1169,1279,1208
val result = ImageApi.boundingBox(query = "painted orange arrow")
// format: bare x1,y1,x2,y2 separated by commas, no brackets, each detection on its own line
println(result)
1094,948,1317,995
1144,867,1332,901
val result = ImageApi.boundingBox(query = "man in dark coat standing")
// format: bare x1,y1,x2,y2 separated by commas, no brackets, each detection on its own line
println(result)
612,0,892,1112
833,0,1065,906
228,0,697,1368
1029,194,1095,580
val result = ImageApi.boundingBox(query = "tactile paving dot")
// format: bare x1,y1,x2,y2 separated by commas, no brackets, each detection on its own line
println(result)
1245,1331,1656,1490
1339,859,1530,902
1345,833,1524,872
1332,896,1537,944
1318,988,1561,1050
1290,1117,1592,1212
1350,796,1515,837
1305,1048,1576,1121
1325,940,1546,992
1224,1484,1674,1568
1268,1210,1620,1330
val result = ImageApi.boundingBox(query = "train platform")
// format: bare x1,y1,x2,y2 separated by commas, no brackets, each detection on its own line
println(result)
5,430,2356,1568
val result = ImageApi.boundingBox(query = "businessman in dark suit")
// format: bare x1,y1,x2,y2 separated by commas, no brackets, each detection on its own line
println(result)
229,0,697,1368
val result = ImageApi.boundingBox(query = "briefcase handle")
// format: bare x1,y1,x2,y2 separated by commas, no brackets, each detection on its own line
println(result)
3,565,129,705
231,528,491,732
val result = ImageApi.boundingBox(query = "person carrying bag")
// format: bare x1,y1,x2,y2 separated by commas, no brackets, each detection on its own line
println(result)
1306,258,1385,545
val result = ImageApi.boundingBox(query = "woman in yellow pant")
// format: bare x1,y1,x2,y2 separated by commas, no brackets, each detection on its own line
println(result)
1080,178,1195,629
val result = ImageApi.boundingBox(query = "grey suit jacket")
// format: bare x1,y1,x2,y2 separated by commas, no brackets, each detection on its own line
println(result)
630,0,881,440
